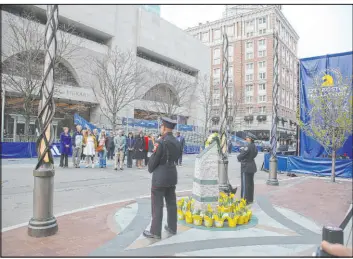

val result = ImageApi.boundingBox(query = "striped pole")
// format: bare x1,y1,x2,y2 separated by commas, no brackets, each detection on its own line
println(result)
218,27,230,192
28,5,59,237
267,32,279,186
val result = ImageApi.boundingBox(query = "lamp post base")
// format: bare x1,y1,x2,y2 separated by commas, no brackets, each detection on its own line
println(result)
267,156,279,186
28,217,58,237
218,158,229,192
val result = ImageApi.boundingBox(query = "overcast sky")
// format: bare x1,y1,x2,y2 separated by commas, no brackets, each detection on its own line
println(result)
160,5,352,59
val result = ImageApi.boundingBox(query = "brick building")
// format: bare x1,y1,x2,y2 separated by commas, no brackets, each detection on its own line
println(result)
186,5,299,142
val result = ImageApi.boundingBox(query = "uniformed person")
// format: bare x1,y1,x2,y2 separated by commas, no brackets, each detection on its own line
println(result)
143,117,182,239
237,134,258,204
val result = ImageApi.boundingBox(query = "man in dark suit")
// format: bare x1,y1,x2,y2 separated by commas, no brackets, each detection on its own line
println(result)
143,117,182,239
175,132,185,166
237,135,258,204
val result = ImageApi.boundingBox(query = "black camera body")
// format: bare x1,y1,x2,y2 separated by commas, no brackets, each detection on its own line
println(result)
314,226,344,257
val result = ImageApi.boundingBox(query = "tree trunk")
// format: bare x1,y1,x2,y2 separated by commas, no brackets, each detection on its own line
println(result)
24,114,30,138
331,149,336,182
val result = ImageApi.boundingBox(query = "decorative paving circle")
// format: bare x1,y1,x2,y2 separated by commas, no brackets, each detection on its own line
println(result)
177,215,258,231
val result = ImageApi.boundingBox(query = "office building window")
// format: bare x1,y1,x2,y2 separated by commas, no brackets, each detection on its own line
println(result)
246,63,254,70
246,96,253,103
228,45,234,62
259,61,266,69
247,107,253,114
213,48,220,65
246,74,253,82
246,32,254,37
259,29,266,35
246,120,253,126
259,72,266,80
259,95,266,102
246,52,254,60
246,84,253,92
259,106,266,113
259,17,266,24
258,50,266,57
259,83,266,91
258,39,266,47
246,41,253,48
213,29,221,40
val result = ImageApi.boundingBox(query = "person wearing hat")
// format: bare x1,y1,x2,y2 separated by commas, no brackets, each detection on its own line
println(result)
143,117,182,239
237,134,258,204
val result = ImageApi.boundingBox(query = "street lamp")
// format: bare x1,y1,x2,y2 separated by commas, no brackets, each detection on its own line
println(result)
28,5,59,237
267,32,279,186
218,27,230,192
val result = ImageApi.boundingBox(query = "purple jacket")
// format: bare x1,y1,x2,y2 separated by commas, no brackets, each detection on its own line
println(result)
60,132,72,155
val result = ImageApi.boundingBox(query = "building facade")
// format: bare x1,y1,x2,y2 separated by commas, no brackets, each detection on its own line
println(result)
186,5,299,142
1,5,210,141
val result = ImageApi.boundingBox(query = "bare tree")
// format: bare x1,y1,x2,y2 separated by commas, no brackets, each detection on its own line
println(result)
142,67,196,118
228,94,243,135
88,48,147,131
1,11,83,135
298,76,352,182
197,74,212,139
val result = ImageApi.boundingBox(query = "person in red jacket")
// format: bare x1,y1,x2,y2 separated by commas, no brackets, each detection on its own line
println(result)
144,134,149,166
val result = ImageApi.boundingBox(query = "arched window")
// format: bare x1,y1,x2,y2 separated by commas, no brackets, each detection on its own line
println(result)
142,84,179,106
2,51,79,87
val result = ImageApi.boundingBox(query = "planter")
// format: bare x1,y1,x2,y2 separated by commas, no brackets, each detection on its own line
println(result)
204,217,213,227
177,210,185,220
228,217,237,228
193,215,203,226
247,211,252,221
214,219,224,228
185,215,193,224
221,206,231,213
238,215,246,225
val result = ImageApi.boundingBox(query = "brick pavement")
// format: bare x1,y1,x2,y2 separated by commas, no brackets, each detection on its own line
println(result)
1,177,351,257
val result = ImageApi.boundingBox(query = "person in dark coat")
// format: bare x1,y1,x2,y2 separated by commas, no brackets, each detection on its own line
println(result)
107,131,115,160
237,135,258,204
60,127,72,168
175,132,185,166
126,132,135,168
134,130,145,169
143,117,182,239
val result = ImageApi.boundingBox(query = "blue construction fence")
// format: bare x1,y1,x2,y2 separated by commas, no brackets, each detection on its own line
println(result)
0,142,204,159
0,142,258,159
263,153,352,178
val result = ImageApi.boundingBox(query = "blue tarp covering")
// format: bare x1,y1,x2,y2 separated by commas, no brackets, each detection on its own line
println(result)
122,117,195,131
299,52,353,159
1,142,200,158
74,114,102,133
263,153,352,178
1,142,71,159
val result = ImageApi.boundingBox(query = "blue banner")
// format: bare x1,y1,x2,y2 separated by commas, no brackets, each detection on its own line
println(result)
74,114,102,133
122,117,195,131
299,52,352,159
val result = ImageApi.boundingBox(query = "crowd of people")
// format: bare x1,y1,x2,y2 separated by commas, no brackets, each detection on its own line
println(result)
59,125,186,169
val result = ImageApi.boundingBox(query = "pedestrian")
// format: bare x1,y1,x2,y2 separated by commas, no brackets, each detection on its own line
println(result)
97,129,108,168
134,130,145,169
72,125,83,168
114,130,126,170
123,130,128,166
175,132,185,166
107,131,115,160
143,117,182,239
236,134,258,204
92,128,99,165
59,127,71,168
81,129,87,161
144,133,149,166
84,129,97,168
228,138,232,155
126,132,135,168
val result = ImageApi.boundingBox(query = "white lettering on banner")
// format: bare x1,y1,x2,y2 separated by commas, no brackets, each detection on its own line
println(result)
52,145,61,156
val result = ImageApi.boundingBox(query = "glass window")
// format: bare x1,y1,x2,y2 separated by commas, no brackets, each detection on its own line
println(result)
259,29,266,35
213,68,220,78
259,61,266,68
246,41,253,48
259,95,266,102
259,72,266,80
246,84,253,92
247,107,253,114
246,52,254,60
258,39,266,46
258,50,266,57
246,74,253,82
259,17,266,24
246,63,254,70
213,29,221,40
259,83,266,91
202,32,209,42
226,25,234,36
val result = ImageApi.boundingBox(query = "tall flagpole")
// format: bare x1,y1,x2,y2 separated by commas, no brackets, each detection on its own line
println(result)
218,26,230,192
267,32,279,186
28,5,59,237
